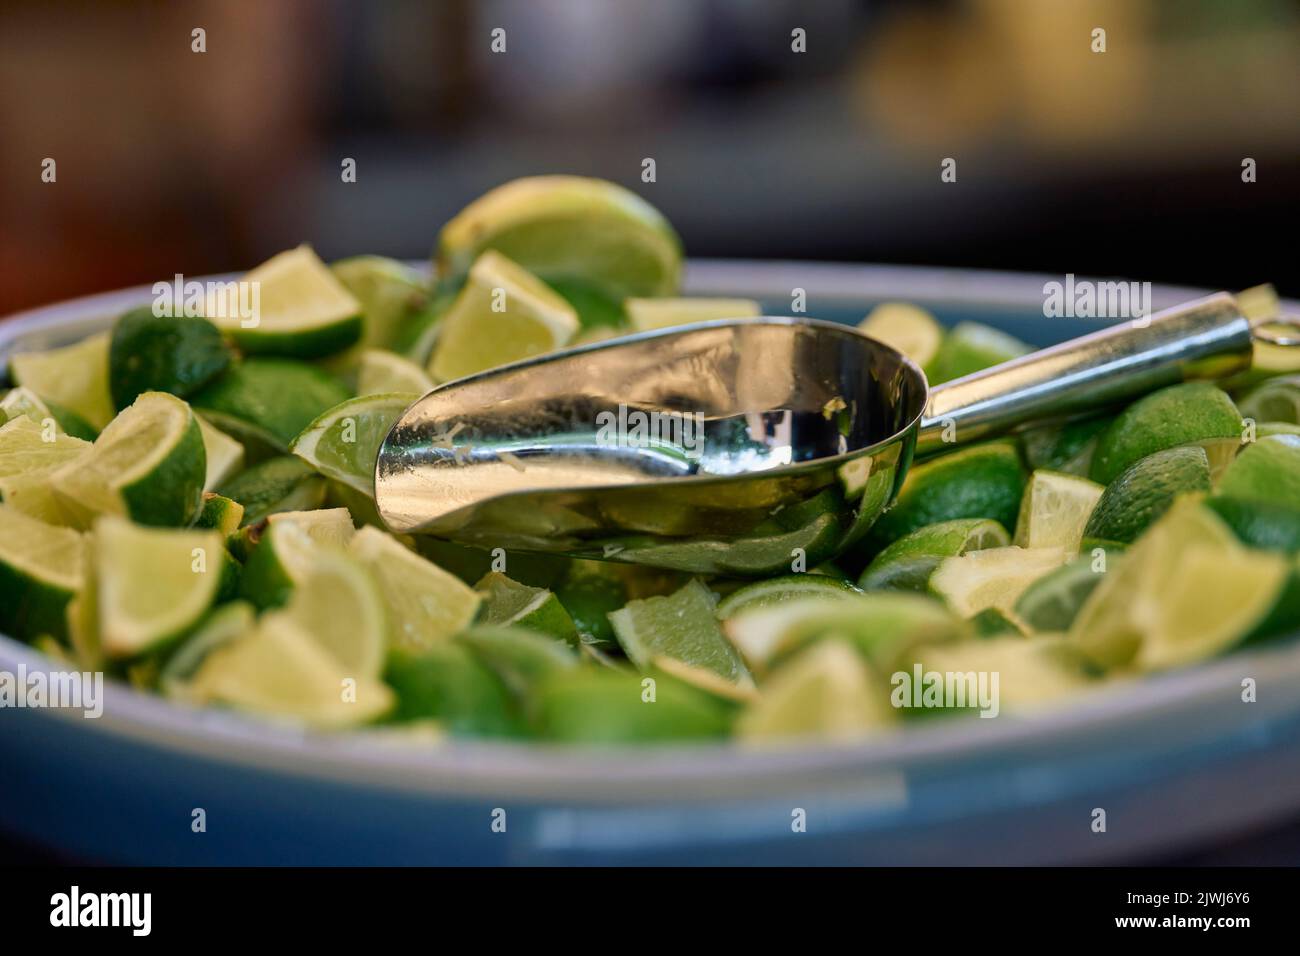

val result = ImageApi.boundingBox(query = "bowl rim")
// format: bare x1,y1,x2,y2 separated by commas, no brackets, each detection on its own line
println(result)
3,258,1297,802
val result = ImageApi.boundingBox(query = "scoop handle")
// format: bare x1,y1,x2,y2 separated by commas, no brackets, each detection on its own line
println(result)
915,293,1253,454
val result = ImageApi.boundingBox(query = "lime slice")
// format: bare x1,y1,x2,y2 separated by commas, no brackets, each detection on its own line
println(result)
969,606,1023,637
553,559,629,647
608,579,750,683
1090,382,1241,484
1070,497,1286,670
927,321,1030,385
385,642,520,736
1019,414,1111,478
218,456,327,526
1014,469,1104,551
862,440,1025,554
437,175,683,301
649,655,758,704
0,504,85,642
282,548,387,678
108,308,232,410
535,667,732,744
1206,495,1300,553
724,592,966,675
474,571,579,645
290,392,415,495
624,297,760,332
160,601,256,701
330,255,430,351
356,349,434,396
1013,556,1105,632
428,250,580,382
10,331,115,430
0,414,90,477
94,515,224,658
195,414,245,491
545,276,626,331
1083,445,1211,543
908,635,1093,714
194,492,245,536
456,625,579,709
929,545,1069,619
50,392,206,528
858,302,944,369
1,386,53,427
714,574,862,620
237,509,353,608
860,517,1010,590
191,357,352,450
191,613,393,728
737,640,893,743
1216,434,1300,504
349,526,481,652
207,245,362,357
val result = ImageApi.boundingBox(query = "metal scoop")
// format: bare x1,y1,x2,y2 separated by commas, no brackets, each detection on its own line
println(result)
375,293,1286,575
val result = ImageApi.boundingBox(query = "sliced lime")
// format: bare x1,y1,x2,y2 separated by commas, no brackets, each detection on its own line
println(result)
858,302,944,369
1014,469,1104,551
218,456,327,526
428,250,579,382
1217,434,1300,505
160,601,256,700
929,545,1069,618
195,413,245,491
1013,556,1105,633
9,331,115,430
94,515,224,658
0,503,85,642
330,255,430,351
1206,495,1300,553
384,642,519,736
194,492,245,536
191,357,352,449
1083,445,1211,543
209,245,362,357
50,392,206,528
290,392,415,495
349,526,482,652
474,571,579,645
0,386,53,427
456,625,579,708
860,517,1010,590
553,559,628,647
535,667,731,744
927,321,1030,385
237,509,353,608
624,297,760,332
1019,414,1111,478
1090,382,1241,484
907,635,1093,714
714,573,861,620
608,579,750,683
282,548,387,678
108,308,232,410
437,175,683,301
356,349,434,396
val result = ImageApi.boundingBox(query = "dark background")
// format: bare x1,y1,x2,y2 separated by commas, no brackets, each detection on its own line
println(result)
1,0,1297,317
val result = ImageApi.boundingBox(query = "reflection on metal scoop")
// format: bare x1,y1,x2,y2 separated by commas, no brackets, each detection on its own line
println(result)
376,295,1263,575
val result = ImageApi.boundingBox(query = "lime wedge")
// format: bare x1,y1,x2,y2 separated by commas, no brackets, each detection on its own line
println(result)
237,509,353,608
474,572,578,645
624,297,760,332
1090,382,1241,484
208,245,362,357
908,635,1093,714
356,349,434,396
737,640,893,743
0,504,85,642
437,175,683,301
160,601,256,701
108,308,232,410
1083,445,1211,543
535,667,732,744
282,548,387,678
1019,414,1110,478
714,573,861,620
195,414,245,491
609,579,750,683
290,392,415,495
194,492,245,537
349,526,482,652
1070,497,1287,671
191,357,352,450
0,414,91,478
94,515,224,658
1012,556,1105,633
1014,469,1104,551
1218,434,1300,504
858,302,944,369
385,642,519,736
1206,495,1300,553
1,386,53,427
191,613,393,728
927,321,1030,385
456,625,579,719
553,559,629,647
428,250,579,382
218,456,327,526
50,392,206,528
860,517,1010,590
649,656,758,704
10,331,115,430
929,545,1069,618
330,255,430,351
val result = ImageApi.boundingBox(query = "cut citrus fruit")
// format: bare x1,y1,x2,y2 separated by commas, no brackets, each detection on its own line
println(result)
1013,469,1104,551
929,545,1069,618
474,572,578,645
927,321,1030,384
356,349,434,396
10,331,115,430
191,357,353,450
330,255,430,351
624,297,760,332
609,578,750,683
858,302,944,369
1089,382,1241,484
1083,445,1211,543
196,413,245,491
282,548,387,678
108,308,232,410
714,573,861,620
0,503,85,642
860,517,1010,590
290,392,415,495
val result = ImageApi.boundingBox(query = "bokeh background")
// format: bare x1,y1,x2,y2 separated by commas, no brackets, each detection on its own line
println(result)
2,0,1298,316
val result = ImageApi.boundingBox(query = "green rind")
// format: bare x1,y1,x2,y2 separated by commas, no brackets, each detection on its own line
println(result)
119,411,207,528
1082,445,1211,544
191,358,353,448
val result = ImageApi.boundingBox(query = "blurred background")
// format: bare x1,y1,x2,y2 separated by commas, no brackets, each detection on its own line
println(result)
2,0,1298,313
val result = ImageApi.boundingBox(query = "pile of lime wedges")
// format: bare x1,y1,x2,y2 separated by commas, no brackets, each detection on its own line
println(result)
3,175,1299,744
